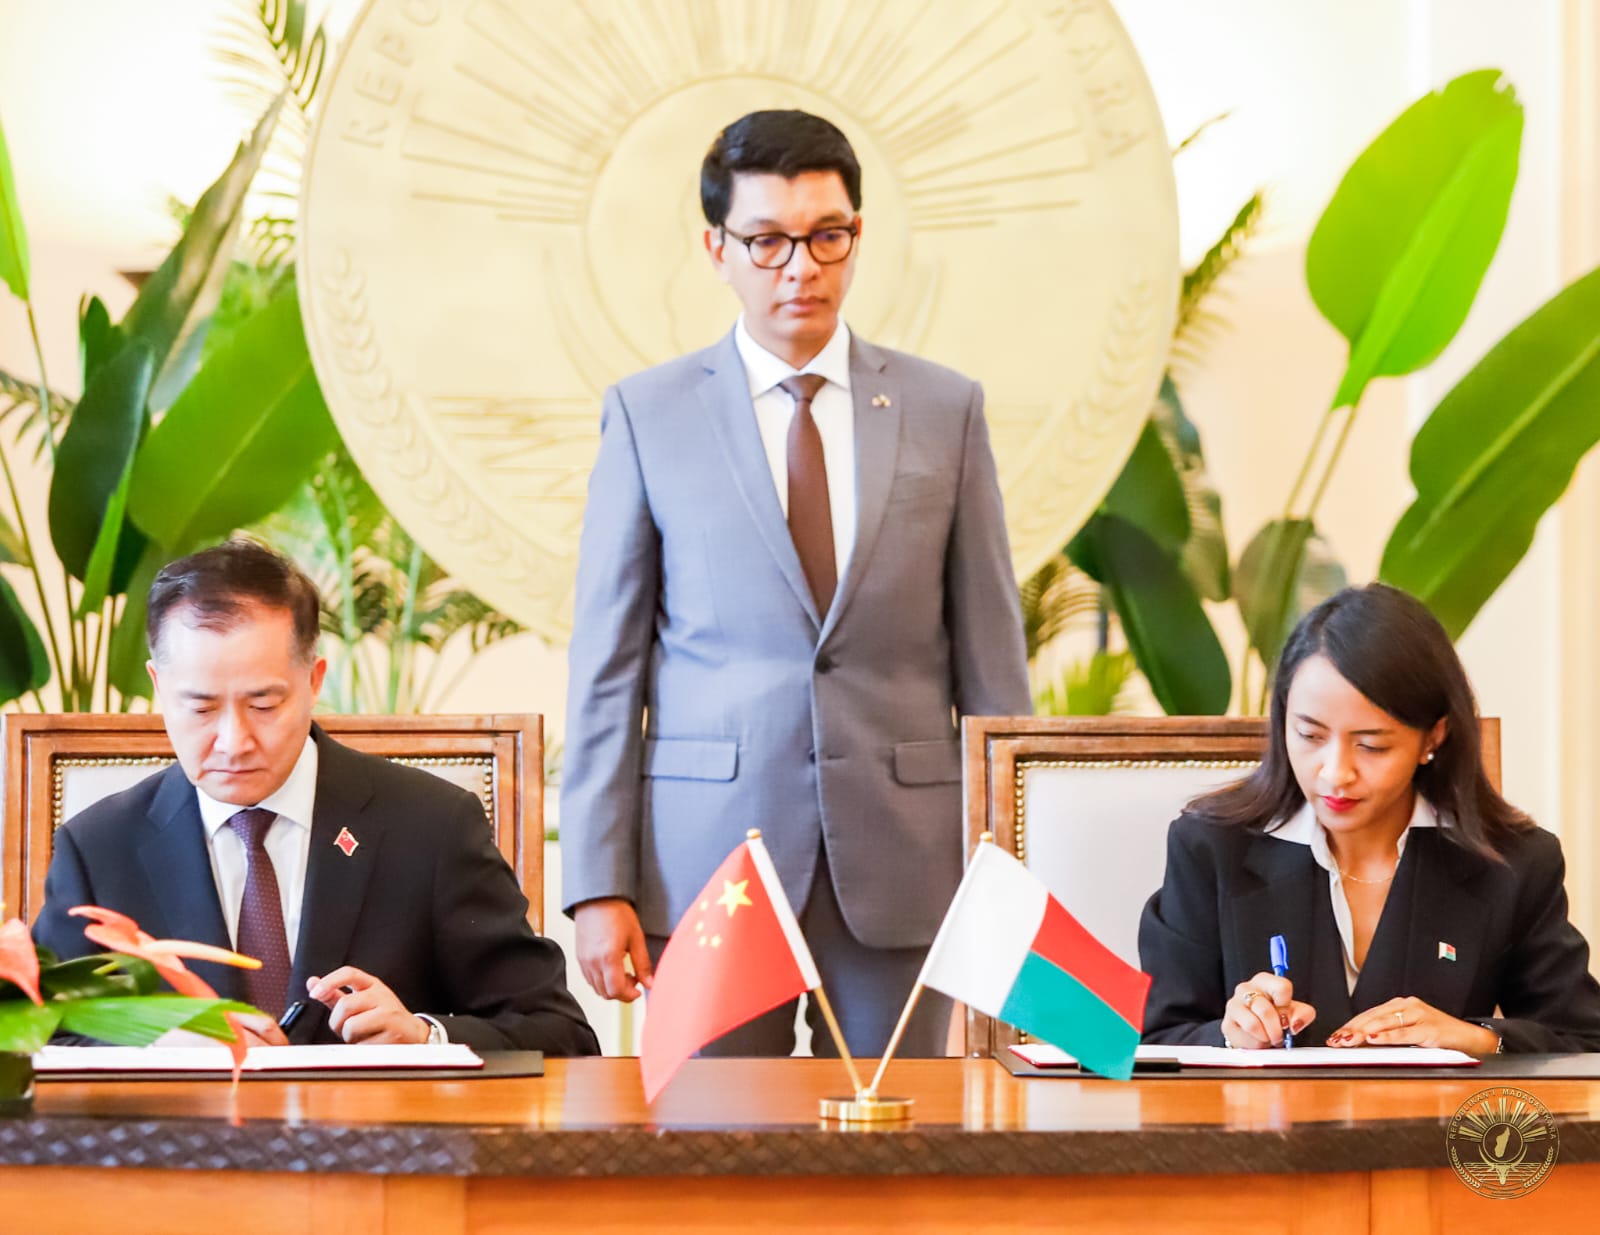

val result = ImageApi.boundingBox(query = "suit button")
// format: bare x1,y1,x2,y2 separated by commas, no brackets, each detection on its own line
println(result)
815,655,834,674
806,748,816,763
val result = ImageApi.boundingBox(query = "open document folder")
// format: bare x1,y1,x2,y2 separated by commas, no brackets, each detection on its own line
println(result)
35,1043,485,1073
1012,1043,1480,1069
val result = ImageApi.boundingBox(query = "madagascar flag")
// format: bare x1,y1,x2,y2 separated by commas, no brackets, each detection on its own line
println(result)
640,835,820,1101
918,841,1150,1079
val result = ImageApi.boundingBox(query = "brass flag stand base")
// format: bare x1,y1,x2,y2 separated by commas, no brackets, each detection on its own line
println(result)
816,975,934,1126
819,1093,914,1125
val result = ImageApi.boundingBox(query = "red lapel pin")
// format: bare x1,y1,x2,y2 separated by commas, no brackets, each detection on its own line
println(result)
334,826,360,857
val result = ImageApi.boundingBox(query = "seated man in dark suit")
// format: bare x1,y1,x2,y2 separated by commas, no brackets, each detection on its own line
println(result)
33,538,598,1055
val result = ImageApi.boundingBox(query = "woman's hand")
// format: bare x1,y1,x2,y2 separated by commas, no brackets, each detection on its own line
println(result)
1327,997,1500,1053
1222,972,1317,1049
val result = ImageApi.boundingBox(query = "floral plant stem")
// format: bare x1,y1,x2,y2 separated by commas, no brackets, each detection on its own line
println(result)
326,479,359,708
1280,402,1338,519
422,651,478,716
0,436,67,692
90,595,110,711
1303,401,1362,527
414,640,453,713
23,302,56,467
63,571,87,709
389,539,423,713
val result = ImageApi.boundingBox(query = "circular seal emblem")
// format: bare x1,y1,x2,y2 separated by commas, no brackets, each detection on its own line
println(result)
1446,1085,1560,1199
299,0,1179,642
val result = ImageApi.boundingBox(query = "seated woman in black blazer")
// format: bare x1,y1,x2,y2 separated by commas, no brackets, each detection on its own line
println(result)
1139,583,1600,1053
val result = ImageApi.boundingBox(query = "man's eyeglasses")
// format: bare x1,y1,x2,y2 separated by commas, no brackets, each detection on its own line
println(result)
721,222,859,269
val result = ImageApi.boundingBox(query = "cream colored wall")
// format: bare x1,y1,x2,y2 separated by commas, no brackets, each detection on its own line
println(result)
1,1,1597,950
1558,0,1600,958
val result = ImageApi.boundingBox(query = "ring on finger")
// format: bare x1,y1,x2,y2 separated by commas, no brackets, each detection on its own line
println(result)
1242,990,1259,1008
1395,1010,1405,1026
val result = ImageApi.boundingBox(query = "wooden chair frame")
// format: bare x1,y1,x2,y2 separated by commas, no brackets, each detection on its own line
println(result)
2,712,544,931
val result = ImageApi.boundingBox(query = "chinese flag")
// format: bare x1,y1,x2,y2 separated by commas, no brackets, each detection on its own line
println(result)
640,835,820,1101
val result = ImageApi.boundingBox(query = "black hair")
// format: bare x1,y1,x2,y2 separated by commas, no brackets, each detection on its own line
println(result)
700,109,862,227
147,537,322,664
1189,583,1529,857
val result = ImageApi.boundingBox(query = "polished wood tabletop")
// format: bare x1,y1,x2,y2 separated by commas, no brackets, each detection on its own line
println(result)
25,1055,1600,1134
11,1058,1600,1234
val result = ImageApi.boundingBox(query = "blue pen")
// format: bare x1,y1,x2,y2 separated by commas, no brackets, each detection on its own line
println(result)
1270,934,1293,1049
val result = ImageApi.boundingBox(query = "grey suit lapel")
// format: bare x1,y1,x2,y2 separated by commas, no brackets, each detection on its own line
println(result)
289,729,382,999
139,766,238,998
821,336,900,643
697,330,822,628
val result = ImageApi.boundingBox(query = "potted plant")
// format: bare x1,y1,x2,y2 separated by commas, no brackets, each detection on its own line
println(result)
0,907,258,1114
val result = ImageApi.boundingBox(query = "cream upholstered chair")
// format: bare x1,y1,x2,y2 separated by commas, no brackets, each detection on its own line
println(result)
959,715,1502,1056
1,713,544,931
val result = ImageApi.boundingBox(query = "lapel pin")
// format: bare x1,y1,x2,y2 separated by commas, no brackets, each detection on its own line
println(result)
871,394,891,408
334,826,360,858
1439,941,1456,962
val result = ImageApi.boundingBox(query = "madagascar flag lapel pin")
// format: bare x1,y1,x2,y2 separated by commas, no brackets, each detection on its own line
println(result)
1439,941,1456,962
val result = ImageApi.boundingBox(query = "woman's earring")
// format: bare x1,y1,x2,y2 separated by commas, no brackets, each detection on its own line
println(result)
1422,751,1435,764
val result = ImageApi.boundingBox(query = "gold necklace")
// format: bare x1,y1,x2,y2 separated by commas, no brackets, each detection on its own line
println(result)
1339,865,1396,885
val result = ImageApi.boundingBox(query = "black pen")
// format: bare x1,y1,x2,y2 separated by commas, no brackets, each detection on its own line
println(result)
277,1000,308,1036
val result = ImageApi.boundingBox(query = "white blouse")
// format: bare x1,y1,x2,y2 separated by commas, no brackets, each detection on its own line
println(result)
1267,796,1441,994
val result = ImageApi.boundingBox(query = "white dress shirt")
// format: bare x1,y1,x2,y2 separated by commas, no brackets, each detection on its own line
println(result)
1270,795,1441,994
734,316,857,578
193,735,447,1043
196,736,318,961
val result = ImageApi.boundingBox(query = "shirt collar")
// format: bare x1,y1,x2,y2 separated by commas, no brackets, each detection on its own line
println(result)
1271,793,1440,873
196,734,319,838
733,315,852,400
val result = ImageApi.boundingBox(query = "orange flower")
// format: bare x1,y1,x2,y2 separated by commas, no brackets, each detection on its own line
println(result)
69,905,264,1082
0,918,42,1005
69,905,260,1000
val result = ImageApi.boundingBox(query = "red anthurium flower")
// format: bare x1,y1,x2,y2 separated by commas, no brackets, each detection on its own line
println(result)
69,905,261,999
70,905,264,1082
0,918,43,1005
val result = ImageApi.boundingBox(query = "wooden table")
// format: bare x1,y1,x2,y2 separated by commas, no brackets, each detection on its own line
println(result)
4,1057,1599,1233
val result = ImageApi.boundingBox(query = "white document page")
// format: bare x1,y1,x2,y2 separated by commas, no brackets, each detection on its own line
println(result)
34,1043,485,1072
1011,1043,1480,1068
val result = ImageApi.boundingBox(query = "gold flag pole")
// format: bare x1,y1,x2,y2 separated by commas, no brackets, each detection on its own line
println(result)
821,830,994,1124
866,981,925,1095
811,984,867,1096
820,979,919,1125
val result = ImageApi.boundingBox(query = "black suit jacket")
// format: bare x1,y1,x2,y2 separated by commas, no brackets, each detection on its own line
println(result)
1138,811,1600,1052
32,727,599,1055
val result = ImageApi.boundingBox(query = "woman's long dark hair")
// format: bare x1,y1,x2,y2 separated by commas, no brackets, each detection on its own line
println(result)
1190,583,1529,857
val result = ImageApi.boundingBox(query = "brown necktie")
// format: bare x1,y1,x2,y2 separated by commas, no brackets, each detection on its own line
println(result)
228,807,291,1017
779,374,836,614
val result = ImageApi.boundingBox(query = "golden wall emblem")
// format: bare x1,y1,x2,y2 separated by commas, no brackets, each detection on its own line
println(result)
298,0,1179,642
1446,1085,1560,1199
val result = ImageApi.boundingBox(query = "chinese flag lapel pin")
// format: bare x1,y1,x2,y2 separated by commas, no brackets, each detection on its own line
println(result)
334,827,360,857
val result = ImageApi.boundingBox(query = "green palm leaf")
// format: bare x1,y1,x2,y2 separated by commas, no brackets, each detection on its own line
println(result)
57,996,254,1046
0,107,29,301
1381,264,1600,636
1307,69,1522,409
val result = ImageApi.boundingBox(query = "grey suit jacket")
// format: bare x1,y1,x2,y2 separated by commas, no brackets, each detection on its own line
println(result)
560,329,1031,949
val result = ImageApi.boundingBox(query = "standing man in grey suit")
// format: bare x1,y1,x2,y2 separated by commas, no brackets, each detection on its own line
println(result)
561,109,1031,1057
